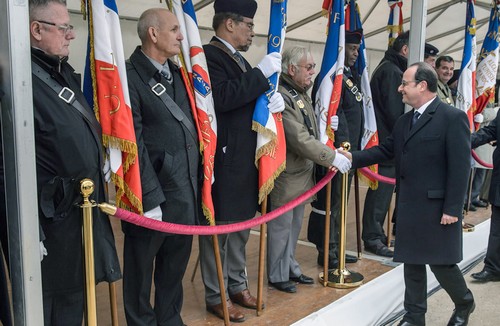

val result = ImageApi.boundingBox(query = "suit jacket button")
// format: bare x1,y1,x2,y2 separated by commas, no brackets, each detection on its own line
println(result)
187,144,192,150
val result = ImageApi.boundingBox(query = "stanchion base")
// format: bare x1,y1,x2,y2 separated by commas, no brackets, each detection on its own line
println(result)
462,222,475,232
319,268,364,289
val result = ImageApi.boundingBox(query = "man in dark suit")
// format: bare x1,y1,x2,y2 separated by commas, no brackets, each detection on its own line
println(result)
199,0,284,322
470,110,500,283
124,8,201,325
344,62,475,326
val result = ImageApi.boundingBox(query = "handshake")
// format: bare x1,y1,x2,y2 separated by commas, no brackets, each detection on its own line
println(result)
331,148,352,174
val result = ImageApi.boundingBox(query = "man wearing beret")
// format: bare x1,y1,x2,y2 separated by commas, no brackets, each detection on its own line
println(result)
198,0,284,322
308,29,364,269
424,43,439,68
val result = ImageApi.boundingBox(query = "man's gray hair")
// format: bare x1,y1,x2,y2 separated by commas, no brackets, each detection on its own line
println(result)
282,46,310,73
29,0,67,21
137,8,166,43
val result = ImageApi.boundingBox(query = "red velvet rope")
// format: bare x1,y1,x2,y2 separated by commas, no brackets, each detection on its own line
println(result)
359,167,396,185
113,170,336,235
471,150,494,169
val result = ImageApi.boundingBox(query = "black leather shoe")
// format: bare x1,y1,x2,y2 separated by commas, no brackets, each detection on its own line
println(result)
471,199,488,207
365,244,394,257
290,274,314,284
471,269,500,282
447,301,475,326
317,255,339,269
464,204,477,212
345,253,358,263
268,280,297,293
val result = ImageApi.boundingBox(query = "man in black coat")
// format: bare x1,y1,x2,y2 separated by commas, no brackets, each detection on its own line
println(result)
361,31,410,257
199,0,284,322
29,0,121,324
470,110,500,283
345,62,475,326
124,8,201,326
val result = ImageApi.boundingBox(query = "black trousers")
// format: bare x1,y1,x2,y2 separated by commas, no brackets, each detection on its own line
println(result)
402,263,473,325
43,289,84,326
361,164,395,247
123,232,192,326
484,205,500,274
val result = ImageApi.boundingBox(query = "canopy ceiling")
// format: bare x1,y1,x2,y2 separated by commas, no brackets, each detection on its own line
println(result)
67,0,496,61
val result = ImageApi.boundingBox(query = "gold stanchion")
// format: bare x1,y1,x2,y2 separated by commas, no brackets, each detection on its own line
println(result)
463,169,475,232
80,179,97,325
321,181,332,287
387,197,393,247
109,282,118,326
319,143,363,288
256,198,267,316
354,173,362,259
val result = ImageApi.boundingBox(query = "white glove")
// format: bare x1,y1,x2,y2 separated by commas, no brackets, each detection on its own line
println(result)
257,52,282,78
144,206,162,221
268,92,285,114
330,115,339,131
40,241,48,261
103,158,111,183
474,113,484,123
332,150,352,174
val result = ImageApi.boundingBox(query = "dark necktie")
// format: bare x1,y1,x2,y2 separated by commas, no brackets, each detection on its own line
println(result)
160,65,173,84
411,111,421,129
233,51,244,64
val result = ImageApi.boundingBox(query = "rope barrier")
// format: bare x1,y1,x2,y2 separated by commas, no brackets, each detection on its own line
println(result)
104,170,337,235
471,150,494,169
359,167,396,185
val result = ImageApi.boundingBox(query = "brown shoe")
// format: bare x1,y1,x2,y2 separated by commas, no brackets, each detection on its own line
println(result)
230,288,264,310
206,300,245,323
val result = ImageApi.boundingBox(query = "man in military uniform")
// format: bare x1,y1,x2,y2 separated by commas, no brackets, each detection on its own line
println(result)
308,30,365,268
423,43,439,68
435,55,456,106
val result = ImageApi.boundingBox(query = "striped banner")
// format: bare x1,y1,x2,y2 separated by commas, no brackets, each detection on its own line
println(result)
475,0,499,117
316,0,345,149
168,0,218,224
457,0,477,129
83,0,143,214
387,0,404,47
252,0,287,204
346,0,379,189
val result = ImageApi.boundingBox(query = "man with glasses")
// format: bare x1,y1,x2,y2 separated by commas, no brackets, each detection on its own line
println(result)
345,62,475,326
308,30,364,269
28,0,121,324
199,0,284,322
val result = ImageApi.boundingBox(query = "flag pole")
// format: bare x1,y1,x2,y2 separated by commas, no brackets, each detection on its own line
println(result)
321,181,332,287
256,199,267,316
354,173,362,258
212,234,230,325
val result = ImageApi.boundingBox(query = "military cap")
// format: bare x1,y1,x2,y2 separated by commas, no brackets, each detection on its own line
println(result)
424,43,439,57
214,0,258,19
346,29,363,44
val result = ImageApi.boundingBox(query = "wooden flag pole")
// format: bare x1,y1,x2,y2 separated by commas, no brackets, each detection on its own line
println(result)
321,181,332,287
256,198,267,316
212,234,230,325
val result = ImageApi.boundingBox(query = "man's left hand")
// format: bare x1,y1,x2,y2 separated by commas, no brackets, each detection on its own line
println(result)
440,213,458,225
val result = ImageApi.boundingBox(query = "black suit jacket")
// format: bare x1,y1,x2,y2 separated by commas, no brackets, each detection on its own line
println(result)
204,37,269,221
353,97,470,264
125,46,201,236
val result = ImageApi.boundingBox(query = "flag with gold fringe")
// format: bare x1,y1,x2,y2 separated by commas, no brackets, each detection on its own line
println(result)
346,0,379,189
83,0,143,214
475,0,499,119
315,0,345,149
168,0,217,224
457,0,477,129
252,0,288,204
387,0,403,47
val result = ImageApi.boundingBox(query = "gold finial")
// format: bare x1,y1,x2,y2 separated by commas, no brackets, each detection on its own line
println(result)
80,179,95,198
341,141,351,152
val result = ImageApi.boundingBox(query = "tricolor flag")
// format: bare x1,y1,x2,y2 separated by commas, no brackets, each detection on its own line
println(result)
346,0,379,189
475,0,499,118
315,0,345,149
168,0,217,224
387,0,404,47
252,0,287,204
457,0,477,129
83,0,143,214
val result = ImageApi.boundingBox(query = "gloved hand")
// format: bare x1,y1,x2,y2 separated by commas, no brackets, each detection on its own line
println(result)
268,92,285,114
144,206,162,221
257,52,282,78
103,158,111,183
330,115,339,131
474,113,484,123
40,241,48,261
332,149,352,174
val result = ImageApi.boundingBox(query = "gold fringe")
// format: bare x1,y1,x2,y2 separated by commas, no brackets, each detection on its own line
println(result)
202,204,216,226
80,0,86,21
252,122,278,141
357,165,378,190
258,161,286,204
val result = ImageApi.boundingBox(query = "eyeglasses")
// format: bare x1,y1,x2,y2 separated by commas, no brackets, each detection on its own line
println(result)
400,80,420,87
295,63,316,72
37,20,74,35
238,20,254,31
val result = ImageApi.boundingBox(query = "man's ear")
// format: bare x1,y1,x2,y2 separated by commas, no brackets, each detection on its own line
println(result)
225,18,236,32
148,26,157,43
288,64,295,77
30,21,42,41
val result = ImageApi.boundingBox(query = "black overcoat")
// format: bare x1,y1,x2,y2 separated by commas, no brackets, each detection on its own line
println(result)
204,37,269,221
32,49,121,293
124,47,200,236
353,98,470,264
